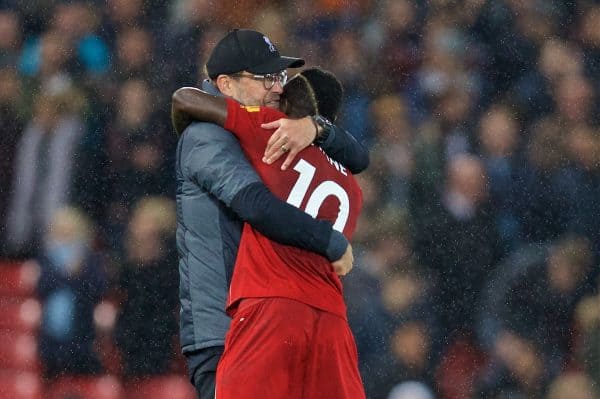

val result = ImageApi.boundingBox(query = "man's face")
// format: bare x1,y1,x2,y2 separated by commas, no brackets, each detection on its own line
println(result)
221,72,284,109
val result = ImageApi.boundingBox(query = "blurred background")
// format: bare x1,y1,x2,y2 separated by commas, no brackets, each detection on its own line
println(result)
0,0,599,398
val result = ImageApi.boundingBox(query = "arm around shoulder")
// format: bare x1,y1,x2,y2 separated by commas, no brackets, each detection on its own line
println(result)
172,87,228,135
230,182,348,262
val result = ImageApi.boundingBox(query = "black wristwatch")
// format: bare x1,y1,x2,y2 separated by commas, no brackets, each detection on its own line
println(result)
312,114,334,145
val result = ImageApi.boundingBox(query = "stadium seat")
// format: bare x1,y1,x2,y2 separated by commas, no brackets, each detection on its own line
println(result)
0,298,41,332
0,260,40,298
0,331,40,371
0,370,42,399
46,375,124,399
124,375,197,399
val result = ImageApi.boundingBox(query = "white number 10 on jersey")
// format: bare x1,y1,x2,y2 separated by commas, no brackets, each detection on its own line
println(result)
286,159,350,232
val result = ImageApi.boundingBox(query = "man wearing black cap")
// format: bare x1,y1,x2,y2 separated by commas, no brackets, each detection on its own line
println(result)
174,29,368,399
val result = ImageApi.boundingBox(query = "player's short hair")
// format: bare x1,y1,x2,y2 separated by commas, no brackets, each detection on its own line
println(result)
281,67,344,122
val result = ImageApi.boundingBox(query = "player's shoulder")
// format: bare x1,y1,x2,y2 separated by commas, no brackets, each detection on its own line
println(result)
182,121,238,145
232,102,285,126
184,120,227,136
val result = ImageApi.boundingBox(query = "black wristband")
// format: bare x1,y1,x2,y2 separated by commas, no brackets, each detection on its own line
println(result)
312,114,334,145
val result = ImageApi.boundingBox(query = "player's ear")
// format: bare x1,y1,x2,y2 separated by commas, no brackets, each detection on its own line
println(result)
279,96,290,115
216,75,235,97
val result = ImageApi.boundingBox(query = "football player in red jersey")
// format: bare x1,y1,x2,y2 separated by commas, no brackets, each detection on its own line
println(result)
172,68,366,399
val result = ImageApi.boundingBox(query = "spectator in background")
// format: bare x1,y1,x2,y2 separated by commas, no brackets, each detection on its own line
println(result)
19,29,75,97
49,2,111,77
511,38,582,122
579,5,600,87
351,170,388,245
374,0,422,91
0,66,24,254
38,207,107,378
477,235,595,398
114,197,178,378
16,0,61,34
413,154,500,347
468,0,539,97
162,0,213,89
411,15,479,133
363,264,438,399
0,8,22,66
328,31,371,144
562,125,600,252
101,0,146,47
367,94,415,208
575,281,600,389
477,103,524,253
4,88,86,256
554,73,595,128
72,77,173,249
101,79,173,250
519,117,570,243
47,2,112,141
345,209,413,384
409,121,445,228
545,372,600,399
113,27,155,83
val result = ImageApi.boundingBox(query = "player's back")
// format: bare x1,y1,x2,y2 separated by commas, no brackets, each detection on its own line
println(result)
223,100,363,318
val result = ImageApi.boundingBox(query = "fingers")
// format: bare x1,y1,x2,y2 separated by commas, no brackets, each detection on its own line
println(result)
261,120,282,130
264,135,280,160
262,117,315,165
263,134,289,164
265,122,282,150
264,119,285,160
280,148,300,170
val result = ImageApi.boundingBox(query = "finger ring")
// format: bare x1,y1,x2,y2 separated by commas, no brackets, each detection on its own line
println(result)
281,145,289,152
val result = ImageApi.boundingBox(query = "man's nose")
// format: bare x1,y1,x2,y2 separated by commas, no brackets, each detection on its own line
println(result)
271,81,284,94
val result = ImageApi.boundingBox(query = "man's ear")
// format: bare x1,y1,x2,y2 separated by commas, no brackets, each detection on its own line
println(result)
215,75,235,96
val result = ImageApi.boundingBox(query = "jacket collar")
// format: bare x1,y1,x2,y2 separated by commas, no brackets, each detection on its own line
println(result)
201,79,222,96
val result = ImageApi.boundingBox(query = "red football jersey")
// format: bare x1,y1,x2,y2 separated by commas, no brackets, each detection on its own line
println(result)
223,99,363,319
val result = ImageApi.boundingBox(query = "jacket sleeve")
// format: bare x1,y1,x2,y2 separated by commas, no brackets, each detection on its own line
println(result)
230,182,348,262
180,122,347,261
319,124,370,174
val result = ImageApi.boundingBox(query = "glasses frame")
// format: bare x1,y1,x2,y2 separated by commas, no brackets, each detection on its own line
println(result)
232,70,288,89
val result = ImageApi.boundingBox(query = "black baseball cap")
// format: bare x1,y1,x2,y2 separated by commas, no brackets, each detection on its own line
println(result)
206,29,305,79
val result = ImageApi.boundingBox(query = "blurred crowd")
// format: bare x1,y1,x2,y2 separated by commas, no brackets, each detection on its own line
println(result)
0,0,599,398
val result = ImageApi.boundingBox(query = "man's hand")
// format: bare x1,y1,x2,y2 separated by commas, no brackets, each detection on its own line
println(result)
331,243,353,276
261,116,317,170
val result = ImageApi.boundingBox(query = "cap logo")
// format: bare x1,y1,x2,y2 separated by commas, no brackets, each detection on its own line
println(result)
263,36,277,53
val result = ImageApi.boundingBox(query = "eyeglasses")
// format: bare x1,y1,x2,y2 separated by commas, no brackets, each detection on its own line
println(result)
232,70,288,89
